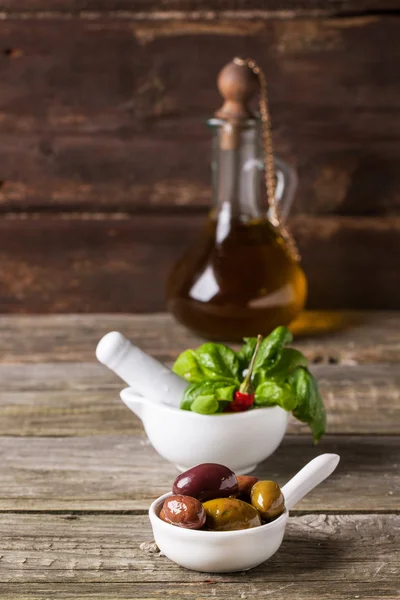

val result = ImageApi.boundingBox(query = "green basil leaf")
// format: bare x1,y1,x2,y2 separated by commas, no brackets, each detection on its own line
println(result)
239,327,292,376
292,367,326,444
196,343,239,381
191,394,219,414
255,379,298,411
265,348,308,377
173,343,239,383
254,326,293,373
252,348,308,388
180,379,236,414
172,350,205,383
180,381,206,410
215,384,236,401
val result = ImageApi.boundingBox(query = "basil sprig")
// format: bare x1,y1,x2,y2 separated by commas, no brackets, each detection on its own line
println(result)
173,343,240,414
172,327,326,443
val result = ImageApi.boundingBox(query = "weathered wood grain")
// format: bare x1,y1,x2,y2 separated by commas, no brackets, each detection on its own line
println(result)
0,215,399,312
0,513,398,585
0,17,399,215
2,435,399,511
0,581,398,600
1,1,399,15
0,363,399,436
0,390,144,437
0,312,399,364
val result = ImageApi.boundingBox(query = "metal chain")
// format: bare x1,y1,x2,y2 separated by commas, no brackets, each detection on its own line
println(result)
233,57,300,262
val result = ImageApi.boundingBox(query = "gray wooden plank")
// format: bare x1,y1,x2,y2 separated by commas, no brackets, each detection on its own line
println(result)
0,363,399,436
1,435,398,511
0,581,398,600
0,390,143,437
0,513,398,586
0,312,399,364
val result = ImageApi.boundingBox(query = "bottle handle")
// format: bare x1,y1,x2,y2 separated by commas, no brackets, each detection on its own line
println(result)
272,157,298,223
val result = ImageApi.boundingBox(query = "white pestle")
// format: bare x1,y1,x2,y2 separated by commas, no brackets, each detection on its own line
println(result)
96,331,188,407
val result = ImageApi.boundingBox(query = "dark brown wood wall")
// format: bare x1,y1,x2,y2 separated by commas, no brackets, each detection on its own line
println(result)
0,1,399,313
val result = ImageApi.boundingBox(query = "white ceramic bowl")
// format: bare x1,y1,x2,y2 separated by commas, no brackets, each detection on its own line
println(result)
150,492,288,573
149,454,340,573
120,387,289,474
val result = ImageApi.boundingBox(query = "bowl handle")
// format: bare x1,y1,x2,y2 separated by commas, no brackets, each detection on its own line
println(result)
281,453,340,511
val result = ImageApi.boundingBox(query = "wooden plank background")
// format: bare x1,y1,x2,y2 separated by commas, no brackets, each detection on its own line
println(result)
0,1,399,312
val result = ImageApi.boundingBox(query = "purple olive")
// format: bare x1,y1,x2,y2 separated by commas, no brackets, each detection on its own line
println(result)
172,463,238,502
161,495,206,530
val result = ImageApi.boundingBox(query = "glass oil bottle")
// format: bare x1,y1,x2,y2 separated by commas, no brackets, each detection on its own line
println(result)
166,58,307,341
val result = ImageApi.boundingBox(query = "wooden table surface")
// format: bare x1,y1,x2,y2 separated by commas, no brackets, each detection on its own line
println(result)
1,311,399,599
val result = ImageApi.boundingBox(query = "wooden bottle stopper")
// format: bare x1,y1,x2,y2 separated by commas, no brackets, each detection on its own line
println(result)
215,58,260,121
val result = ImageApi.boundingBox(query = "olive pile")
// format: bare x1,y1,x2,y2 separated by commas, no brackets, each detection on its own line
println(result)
159,463,285,531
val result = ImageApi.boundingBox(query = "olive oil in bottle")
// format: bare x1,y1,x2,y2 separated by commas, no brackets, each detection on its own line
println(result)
166,58,307,341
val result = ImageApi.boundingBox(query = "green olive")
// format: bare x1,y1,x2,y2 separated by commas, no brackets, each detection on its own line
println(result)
250,480,285,520
203,498,262,531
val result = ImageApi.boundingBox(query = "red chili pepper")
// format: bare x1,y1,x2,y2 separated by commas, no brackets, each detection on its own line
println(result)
230,390,255,412
226,334,263,413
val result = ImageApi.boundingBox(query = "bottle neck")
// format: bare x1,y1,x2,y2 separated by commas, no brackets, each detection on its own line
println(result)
210,118,264,223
